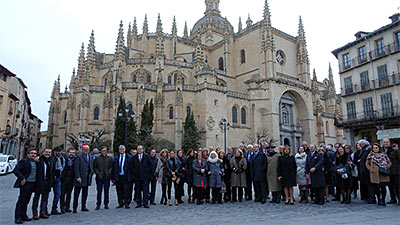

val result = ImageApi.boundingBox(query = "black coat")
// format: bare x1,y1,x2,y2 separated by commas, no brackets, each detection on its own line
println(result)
335,153,352,188
322,154,334,186
166,157,182,178
35,156,55,194
278,155,297,187
305,152,326,188
184,156,195,183
61,156,76,181
132,153,152,181
222,156,231,184
13,158,36,188
386,147,400,176
112,154,133,182
250,152,268,182
149,157,159,181
355,145,372,185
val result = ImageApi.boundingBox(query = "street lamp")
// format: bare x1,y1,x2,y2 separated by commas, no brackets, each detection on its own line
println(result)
119,107,135,147
219,118,231,153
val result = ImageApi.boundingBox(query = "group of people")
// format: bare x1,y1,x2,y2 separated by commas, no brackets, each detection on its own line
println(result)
12,138,400,224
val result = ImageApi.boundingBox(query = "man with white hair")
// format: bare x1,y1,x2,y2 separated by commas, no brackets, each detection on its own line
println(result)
245,144,254,201
354,139,375,203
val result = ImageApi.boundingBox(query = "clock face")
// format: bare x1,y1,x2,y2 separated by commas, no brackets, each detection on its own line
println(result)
276,50,286,66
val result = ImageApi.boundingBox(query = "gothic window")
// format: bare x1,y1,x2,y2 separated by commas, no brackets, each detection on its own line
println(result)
240,50,246,64
232,106,238,123
146,73,151,83
168,76,172,85
281,105,289,125
174,73,178,84
182,77,185,86
94,107,100,121
104,78,107,87
133,74,137,83
241,107,246,125
128,104,133,117
186,106,191,117
169,106,174,120
218,57,224,71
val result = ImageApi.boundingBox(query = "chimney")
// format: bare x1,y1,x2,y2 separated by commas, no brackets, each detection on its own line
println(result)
389,13,400,23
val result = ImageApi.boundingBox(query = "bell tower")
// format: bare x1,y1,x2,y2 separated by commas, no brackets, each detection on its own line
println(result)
205,0,220,15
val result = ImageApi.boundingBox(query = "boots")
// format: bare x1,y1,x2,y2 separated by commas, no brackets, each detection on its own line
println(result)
345,190,351,204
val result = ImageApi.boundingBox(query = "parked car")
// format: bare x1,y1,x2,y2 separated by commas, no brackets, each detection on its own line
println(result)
0,154,17,175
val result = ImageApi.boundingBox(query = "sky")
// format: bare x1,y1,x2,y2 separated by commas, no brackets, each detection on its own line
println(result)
0,0,399,131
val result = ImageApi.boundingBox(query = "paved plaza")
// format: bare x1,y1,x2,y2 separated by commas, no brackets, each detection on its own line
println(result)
0,174,399,225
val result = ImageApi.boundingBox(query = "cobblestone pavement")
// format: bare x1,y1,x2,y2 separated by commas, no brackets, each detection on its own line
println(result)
1,174,399,225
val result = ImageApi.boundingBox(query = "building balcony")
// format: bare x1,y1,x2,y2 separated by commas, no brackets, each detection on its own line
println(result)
335,107,400,128
338,42,400,73
341,72,400,97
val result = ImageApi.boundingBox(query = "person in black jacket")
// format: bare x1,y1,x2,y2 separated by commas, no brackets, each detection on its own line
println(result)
13,149,38,224
335,146,353,204
149,149,159,205
219,150,232,202
383,138,400,205
176,150,186,204
355,139,375,204
278,145,297,205
184,149,195,204
93,146,113,210
60,149,76,214
166,150,182,206
318,147,333,203
112,145,133,209
251,144,268,204
32,148,55,219
132,145,152,208
50,147,65,215
73,144,94,213
306,144,326,205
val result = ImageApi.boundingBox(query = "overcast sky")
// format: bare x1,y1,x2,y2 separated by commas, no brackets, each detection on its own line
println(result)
0,0,398,130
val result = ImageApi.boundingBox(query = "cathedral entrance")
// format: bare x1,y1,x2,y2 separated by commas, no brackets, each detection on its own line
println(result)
279,91,307,154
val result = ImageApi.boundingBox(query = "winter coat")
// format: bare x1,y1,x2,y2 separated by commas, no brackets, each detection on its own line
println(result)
221,156,232,184
350,152,358,177
278,155,297,187
386,147,400,176
192,159,208,187
295,152,307,186
305,152,326,188
267,152,281,192
166,157,182,178
335,153,353,189
149,156,159,181
355,145,372,185
208,158,224,188
184,156,195,184
250,151,268,182
74,153,94,187
230,156,247,188
322,154,334,186
155,157,168,184
365,153,392,184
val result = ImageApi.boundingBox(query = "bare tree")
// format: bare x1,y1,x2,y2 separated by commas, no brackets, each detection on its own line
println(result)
66,129,111,151
242,125,276,145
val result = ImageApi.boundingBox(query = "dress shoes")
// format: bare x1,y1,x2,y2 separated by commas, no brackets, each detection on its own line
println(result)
95,206,100,210
65,209,72,213
116,205,124,209
39,214,49,219
150,202,156,205
135,205,142,208
143,205,149,208
104,205,109,209
81,208,89,212
72,210,77,214
51,210,61,215
21,218,32,222
125,205,130,209
14,219,23,224
33,215,39,220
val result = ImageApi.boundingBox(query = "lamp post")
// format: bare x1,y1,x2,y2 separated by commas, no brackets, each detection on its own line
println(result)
219,118,231,153
118,107,135,147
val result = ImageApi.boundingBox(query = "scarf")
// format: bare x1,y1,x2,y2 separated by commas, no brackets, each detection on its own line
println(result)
55,155,63,171
368,152,390,168
208,151,219,164
295,152,306,159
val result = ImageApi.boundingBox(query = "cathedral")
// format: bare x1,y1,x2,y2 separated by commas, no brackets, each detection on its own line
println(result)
46,0,345,153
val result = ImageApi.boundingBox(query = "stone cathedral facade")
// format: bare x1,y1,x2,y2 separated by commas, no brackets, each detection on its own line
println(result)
46,0,345,152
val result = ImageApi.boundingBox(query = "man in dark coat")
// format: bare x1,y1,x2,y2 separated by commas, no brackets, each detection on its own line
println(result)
132,145,152,208
305,144,326,205
250,144,268,204
383,138,400,205
112,145,133,209
60,149,76,213
32,148,55,219
73,144,94,213
149,149,159,205
244,144,253,201
355,139,374,203
50,147,65,215
93,146,113,210
13,149,38,224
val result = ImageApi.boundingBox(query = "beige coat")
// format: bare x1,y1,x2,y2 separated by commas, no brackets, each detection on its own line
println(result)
267,152,281,192
366,157,392,184
230,156,247,188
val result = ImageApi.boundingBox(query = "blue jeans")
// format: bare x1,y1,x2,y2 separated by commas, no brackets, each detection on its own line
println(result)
52,177,61,211
96,178,110,207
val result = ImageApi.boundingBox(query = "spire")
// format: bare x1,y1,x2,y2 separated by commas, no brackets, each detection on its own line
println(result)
312,69,320,95
313,68,317,81
328,62,333,81
328,63,336,97
132,17,138,38
297,16,309,65
238,17,242,32
115,20,125,61
156,13,163,37
69,68,76,90
172,16,177,37
246,14,253,28
143,14,148,36
77,42,86,79
87,30,96,67
127,22,132,48
183,21,189,39
261,0,274,52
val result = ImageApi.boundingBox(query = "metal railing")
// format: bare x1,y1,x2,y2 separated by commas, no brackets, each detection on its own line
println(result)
90,85,105,92
341,72,400,96
336,107,400,126
339,42,400,73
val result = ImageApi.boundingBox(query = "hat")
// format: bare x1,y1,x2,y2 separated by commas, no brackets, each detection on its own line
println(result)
267,143,276,148
358,139,370,145
54,146,63,152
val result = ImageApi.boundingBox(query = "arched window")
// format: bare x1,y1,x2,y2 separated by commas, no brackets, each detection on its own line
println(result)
168,76,172,85
186,106,191,117
133,74,137,83
218,57,224,71
241,108,246,125
128,104,133,117
104,78,108,87
94,107,100,121
174,73,178,84
146,73,151,83
169,106,174,120
182,77,185,86
232,106,238,123
240,49,246,64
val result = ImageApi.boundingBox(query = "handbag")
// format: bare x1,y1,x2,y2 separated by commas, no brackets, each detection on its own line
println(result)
379,167,390,176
